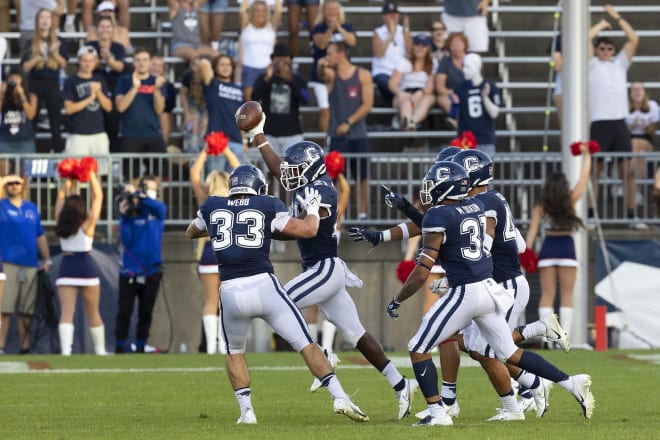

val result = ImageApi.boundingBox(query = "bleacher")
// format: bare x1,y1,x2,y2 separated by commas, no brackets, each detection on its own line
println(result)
3,0,660,153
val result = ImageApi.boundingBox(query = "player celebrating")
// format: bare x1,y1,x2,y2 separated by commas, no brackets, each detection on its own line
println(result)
186,164,368,424
386,162,594,426
244,114,418,421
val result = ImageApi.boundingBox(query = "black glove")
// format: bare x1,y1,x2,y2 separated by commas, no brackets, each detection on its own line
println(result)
348,227,383,247
383,187,424,228
386,297,401,319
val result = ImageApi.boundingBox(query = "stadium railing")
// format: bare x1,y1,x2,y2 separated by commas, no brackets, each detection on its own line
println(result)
2,151,658,242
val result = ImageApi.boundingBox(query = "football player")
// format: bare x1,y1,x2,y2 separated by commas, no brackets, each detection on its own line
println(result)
245,115,419,421
186,164,368,424
385,162,594,426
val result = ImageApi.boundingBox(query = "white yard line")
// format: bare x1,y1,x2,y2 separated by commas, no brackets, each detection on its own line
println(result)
0,355,480,374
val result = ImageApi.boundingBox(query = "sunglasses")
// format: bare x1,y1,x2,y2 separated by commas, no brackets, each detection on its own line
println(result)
598,46,614,52
5,181,22,186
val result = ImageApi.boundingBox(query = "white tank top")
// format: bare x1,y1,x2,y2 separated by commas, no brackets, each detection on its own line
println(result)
240,23,276,69
60,227,94,252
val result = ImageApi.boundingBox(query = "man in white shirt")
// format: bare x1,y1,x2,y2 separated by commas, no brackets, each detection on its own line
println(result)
587,4,639,224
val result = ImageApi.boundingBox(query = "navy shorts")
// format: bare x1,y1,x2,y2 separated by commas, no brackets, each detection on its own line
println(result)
329,137,369,181
590,119,631,153
538,235,577,268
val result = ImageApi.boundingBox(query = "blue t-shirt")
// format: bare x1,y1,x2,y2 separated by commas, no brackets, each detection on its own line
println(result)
63,74,110,134
422,197,493,286
310,22,355,83
0,101,35,142
114,74,167,138
119,197,167,276
21,37,69,82
290,174,338,269
198,194,287,281
454,79,501,146
0,198,45,267
203,78,243,142
86,40,127,91
475,190,522,283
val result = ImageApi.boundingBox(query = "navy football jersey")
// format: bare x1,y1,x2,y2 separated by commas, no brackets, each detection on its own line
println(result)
291,174,338,269
475,190,523,283
198,195,289,281
422,197,493,286
454,79,501,145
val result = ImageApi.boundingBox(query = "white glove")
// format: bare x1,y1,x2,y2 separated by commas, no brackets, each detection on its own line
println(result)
429,277,449,296
296,187,321,218
248,112,266,143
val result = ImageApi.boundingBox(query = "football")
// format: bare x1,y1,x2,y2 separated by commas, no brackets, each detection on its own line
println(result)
235,101,263,131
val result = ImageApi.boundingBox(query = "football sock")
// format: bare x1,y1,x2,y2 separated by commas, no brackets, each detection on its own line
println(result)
517,350,569,383
441,381,457,406
59,323,74,356
499,390,519,412
559,307,573,337
520,320,546,340
516,370,540,390
321,320,336,352
538,307,554,345
308,323,319,344
413,359,439,399
380,361,405,391
90,325,106,355
235,387,253,413
428,401,445,418
203,314,218,354
321,373,349,400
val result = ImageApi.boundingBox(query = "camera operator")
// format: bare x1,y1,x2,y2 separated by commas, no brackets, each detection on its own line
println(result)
115,175,167,353
0,68,38,154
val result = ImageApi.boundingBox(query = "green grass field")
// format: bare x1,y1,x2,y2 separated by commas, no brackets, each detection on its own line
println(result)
1,349,659,439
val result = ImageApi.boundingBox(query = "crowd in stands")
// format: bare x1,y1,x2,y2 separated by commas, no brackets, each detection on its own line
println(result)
0,1,657,221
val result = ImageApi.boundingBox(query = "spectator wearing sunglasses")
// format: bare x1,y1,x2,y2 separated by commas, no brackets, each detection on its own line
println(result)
587,4,640,225
0,174,52,354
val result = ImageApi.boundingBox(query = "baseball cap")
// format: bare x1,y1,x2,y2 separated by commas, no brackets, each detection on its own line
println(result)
97,1,116,13
271,43,292,58
413,34,431,46
77,45,99,57
382,2,399,14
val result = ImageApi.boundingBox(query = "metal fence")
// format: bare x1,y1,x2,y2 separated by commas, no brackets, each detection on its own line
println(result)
2,151,658,242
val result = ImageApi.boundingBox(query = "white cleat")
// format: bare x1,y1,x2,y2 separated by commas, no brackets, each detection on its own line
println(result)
236,408,257,424
541,313,570,352
415,401,459,420
334,398,369,422
531,381,548,417
413,406,453,427
396,378,419,420
487,408,525,421
310,351,340,393
543,378,554,409
520,396,536,414
571,374,595,419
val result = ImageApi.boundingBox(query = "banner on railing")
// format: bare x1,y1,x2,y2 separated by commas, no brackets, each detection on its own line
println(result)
594,240,660,349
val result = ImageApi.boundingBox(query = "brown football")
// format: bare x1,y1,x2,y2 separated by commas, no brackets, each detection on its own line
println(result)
235,101,263,131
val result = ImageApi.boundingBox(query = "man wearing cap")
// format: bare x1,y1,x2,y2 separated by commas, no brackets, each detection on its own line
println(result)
371,2,411,106
0,174,52,354
63,46,113,172
252,43,310,157
84,0,131,50
441,0,490,53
